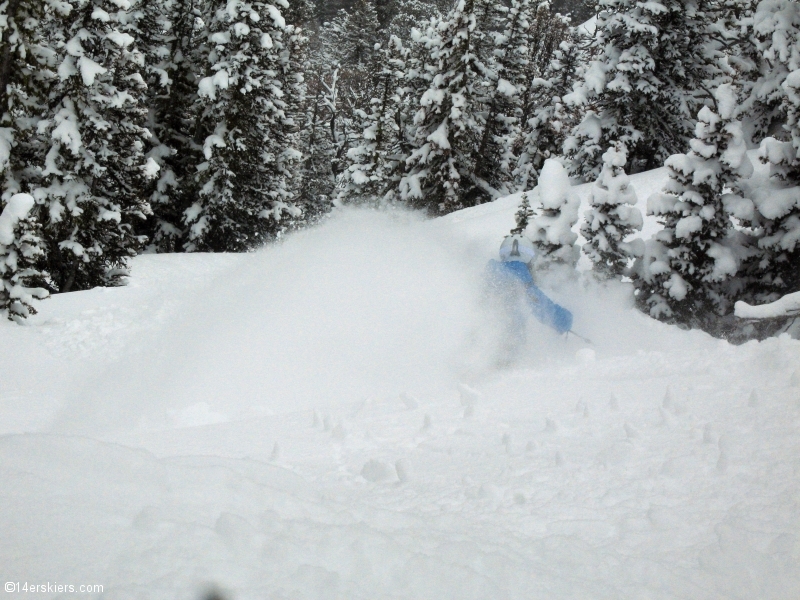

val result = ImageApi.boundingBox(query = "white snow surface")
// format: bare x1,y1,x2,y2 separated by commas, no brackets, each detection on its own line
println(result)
2,197,800,599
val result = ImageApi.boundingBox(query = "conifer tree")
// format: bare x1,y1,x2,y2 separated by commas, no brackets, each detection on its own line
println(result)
337,36,407,205
581,142,643,279
0,193,47,320
632,85,754,329
36,0,152,292
0,0,66,197
748,0,800,184
299,64,341,211
303,2,380,211
136,0,209,252
319,0,379,68
736,136,800,302
730,0,792,146
472,0,533,197
726,0,800,304
282,0,315,27
515,21,578,191
527,158,580,269
275,20,311,222
188,0,300,252
395,15,439,164
400,0,488,213
564,0,716,179
343,0,380,67
386,0,444,39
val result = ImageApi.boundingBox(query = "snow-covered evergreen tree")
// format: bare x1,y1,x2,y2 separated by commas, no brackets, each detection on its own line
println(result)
299,64,342,210
515,20,578,191
275,19,310,222
395,16,439,165
632,85,754,330
716,0,800,306
188,0,300,252
36,0,152,292
282,0,315,27
0,0,65,198
399,0,488,213
527,158,580,269
0,193,47,320
300,1,381,212
471,0,532,198
136,0,209,252
736,0,797,146
564,0,716,180
337,36,407,205
319,0,379,69
386,0,444,39
581,142,643,279
750,0,800,177
343,0,379,67
734,137,800,303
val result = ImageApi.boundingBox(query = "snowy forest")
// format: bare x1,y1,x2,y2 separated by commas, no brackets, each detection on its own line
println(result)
1,0,800,342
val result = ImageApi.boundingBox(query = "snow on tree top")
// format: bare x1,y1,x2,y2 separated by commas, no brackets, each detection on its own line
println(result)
537,159,574,210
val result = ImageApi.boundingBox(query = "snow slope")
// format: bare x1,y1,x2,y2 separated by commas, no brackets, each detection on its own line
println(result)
2,188,800,599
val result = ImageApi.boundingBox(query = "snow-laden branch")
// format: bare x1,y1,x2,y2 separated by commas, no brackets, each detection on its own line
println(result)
734,292,800,320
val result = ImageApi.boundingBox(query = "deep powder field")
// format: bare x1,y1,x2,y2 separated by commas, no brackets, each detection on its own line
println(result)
1,204,799,599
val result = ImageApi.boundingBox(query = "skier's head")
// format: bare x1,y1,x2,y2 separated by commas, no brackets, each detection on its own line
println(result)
499,234,535,264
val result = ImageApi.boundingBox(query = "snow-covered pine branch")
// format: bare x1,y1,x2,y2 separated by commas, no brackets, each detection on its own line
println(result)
735,291,800,319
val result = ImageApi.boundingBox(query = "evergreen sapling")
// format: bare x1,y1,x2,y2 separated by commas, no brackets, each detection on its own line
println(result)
581,142,643,279
527,158,579,270
511,192,534,234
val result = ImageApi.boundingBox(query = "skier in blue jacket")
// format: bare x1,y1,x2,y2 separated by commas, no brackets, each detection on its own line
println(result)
486,234,574,337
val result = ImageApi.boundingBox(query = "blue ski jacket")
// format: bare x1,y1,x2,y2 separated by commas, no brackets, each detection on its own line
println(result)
486,259,573,334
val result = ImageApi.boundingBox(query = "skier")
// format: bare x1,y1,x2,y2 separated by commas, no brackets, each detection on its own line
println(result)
486,234,574,338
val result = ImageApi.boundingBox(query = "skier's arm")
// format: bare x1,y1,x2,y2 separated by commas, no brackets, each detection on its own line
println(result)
524,283,573,334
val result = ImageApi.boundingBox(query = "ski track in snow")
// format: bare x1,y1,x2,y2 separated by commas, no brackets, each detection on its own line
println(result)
2,186,800,599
